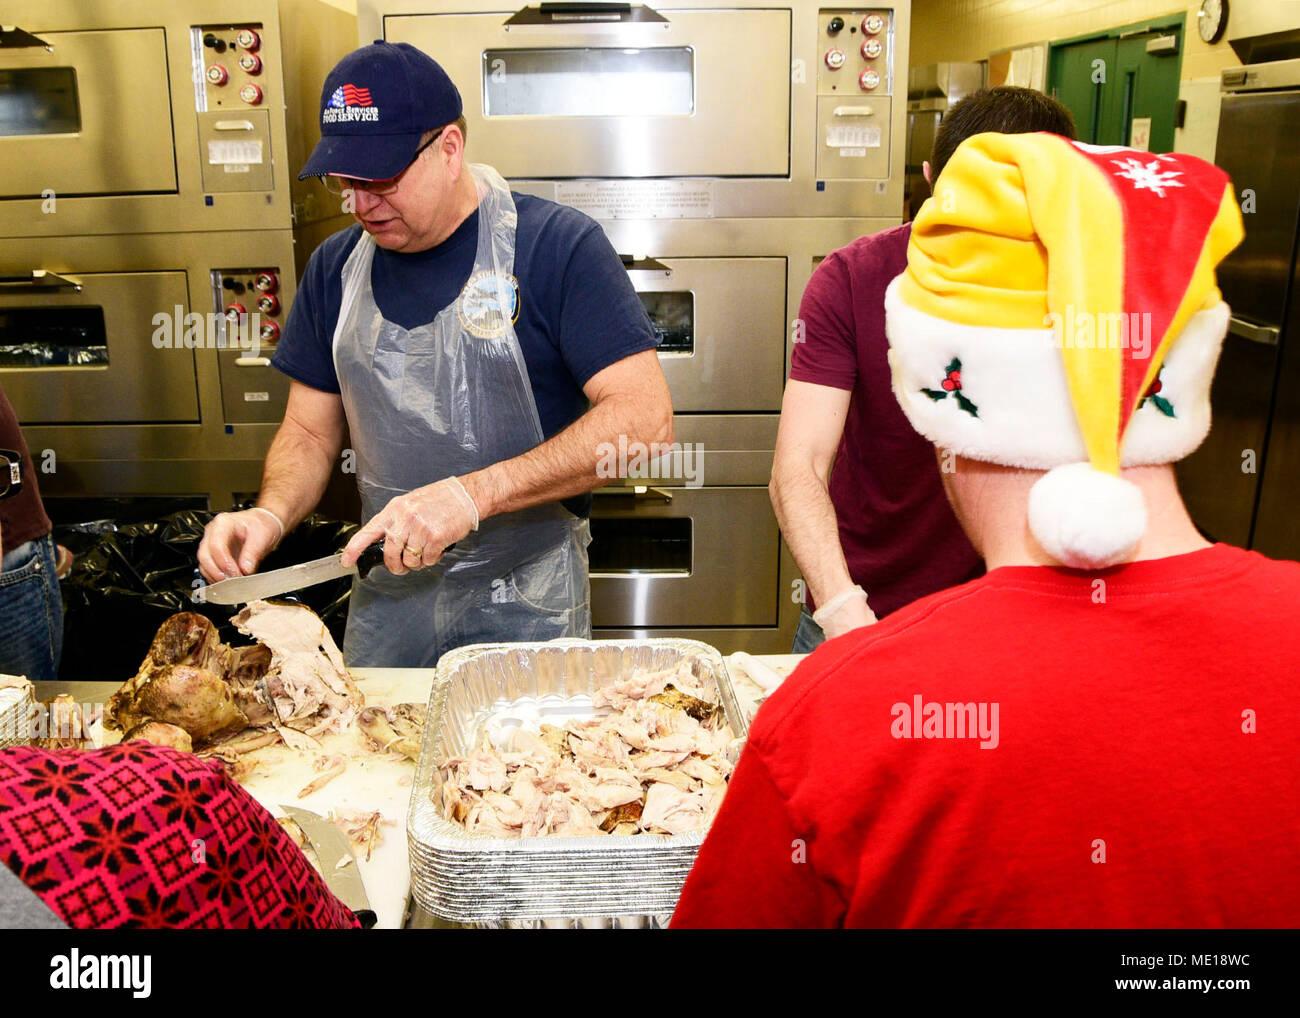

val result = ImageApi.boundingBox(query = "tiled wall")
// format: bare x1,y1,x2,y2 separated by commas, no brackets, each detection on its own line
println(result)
909,0,1241,81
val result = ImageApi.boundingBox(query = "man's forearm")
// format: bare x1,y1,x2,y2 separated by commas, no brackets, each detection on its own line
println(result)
460,391,671,519
255,419,340,530
770,457,857,608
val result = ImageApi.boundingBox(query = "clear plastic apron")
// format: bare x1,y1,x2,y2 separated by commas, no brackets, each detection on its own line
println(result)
331,163,591,667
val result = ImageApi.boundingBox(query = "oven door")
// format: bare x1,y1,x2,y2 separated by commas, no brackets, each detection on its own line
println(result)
589,485,779,628
629,256,786,412
0,28,178,198
0,271,200,423
384,6,791,178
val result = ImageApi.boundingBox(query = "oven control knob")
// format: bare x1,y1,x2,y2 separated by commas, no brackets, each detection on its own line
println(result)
239,83,263,105
256,293,280,316
861,14,885,35
859,69,880,91
238,53,262,75
827,16,844,35
224,302,247,321
253,272,278,294
206,64,229,86
236,29,261,52
862,38,883,60
259,321,281,343
824,48,846,70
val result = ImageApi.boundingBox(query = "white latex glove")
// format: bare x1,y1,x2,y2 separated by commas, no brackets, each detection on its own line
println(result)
198,507,283,582
342,476,479,576
812,584,877,640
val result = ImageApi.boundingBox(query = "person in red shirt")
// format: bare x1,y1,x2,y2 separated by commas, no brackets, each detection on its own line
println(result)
672,133,1299,929
770,88,1077,650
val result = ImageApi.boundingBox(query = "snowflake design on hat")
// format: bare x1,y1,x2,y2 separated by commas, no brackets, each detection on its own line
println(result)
1111,157,1184,199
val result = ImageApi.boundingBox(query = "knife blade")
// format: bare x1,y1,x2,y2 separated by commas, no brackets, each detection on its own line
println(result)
195,544,385,605
280,804,377,928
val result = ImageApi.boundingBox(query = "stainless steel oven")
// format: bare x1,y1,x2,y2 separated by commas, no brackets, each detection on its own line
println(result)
1,0,355,244
1,231,297,509
359,2,912,651
1177,47,1300,560
1,0,358,511
628,256,787,412
363,2,909,219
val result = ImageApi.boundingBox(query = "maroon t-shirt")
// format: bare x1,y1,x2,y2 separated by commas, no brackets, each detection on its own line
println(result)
789,223,982,616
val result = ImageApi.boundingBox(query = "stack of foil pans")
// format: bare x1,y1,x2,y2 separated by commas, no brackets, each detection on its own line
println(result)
0,677,35,749
407,639,748,927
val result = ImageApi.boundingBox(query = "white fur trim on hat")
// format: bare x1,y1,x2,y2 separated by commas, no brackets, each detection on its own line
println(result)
884,275,1230,469
1027,463,1147,568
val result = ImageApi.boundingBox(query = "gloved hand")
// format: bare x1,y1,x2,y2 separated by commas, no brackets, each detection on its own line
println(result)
812,584,877,640
198,507,284,582
342,476,480,576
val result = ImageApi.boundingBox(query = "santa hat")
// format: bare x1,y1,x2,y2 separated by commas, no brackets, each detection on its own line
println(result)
886,132,1244,569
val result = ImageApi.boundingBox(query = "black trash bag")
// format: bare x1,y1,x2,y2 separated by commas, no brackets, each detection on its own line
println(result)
54,509,361,685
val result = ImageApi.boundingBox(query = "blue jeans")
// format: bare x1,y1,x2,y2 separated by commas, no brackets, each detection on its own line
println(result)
791,606,826,654
0,535,64,683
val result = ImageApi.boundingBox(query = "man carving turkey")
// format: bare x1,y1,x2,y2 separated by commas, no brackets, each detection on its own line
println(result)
198,43,671,666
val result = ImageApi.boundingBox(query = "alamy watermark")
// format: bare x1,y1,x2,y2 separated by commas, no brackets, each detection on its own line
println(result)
890,694,1000,749
1044,305,1152,359
595,435,704,487
151,306,264,357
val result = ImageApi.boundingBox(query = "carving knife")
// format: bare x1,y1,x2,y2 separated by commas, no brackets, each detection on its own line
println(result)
194,545,386,605
280,804,377,929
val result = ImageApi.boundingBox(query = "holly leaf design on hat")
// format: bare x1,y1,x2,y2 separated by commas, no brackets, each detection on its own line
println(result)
920,358,978,417
1140,370,1175,418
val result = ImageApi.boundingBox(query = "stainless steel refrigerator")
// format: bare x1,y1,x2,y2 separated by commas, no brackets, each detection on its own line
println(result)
1177,50,1300,557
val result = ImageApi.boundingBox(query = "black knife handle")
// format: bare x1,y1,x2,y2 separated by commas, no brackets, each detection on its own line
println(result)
355,541,457,577
355,543,385,579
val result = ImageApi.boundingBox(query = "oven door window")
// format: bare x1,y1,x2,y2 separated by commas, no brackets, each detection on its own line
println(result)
589,517,691,576
0,307,108,366
0,67,80,136
638,291,693,355
482,47,693,117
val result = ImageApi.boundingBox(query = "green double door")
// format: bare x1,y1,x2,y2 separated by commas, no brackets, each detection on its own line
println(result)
1048,17,1185,152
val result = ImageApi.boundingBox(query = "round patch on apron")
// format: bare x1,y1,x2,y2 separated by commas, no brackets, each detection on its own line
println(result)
457,270,520,338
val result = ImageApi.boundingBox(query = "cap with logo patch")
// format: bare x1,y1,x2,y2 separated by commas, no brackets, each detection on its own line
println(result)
298,40,462,182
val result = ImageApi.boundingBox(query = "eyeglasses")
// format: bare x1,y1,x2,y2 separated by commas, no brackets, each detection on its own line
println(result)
0,449,23,502
321,127,445,196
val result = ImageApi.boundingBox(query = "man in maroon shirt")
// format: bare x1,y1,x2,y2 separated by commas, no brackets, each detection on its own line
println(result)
771,88,1076,649
671,134,1299,930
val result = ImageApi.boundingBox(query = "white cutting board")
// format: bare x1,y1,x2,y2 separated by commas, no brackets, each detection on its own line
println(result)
237,668,436,930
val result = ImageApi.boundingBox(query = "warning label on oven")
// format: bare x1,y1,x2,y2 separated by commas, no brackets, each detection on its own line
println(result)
208,140,264,165
554,180,714,220
826,125,882,149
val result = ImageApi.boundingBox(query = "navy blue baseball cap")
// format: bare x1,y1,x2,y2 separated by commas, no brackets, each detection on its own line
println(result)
298,40,463,182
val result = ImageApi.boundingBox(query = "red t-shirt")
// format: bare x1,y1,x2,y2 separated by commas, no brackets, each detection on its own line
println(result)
672,544,1300,928
789,224,982,616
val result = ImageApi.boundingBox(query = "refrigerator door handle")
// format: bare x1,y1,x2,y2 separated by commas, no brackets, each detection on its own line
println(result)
1228,317,1280,347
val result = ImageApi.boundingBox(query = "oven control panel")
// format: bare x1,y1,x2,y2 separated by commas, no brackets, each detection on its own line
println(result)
815,8,894,180
210,267,290,424
192,24,274,194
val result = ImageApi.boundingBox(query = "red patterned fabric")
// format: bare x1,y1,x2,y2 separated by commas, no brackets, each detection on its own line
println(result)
0,742,360,929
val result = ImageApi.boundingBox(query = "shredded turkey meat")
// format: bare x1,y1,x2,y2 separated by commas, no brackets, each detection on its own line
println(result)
437,661,737,839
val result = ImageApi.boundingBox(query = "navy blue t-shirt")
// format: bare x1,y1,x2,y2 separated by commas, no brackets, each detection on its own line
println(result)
272,193,659,517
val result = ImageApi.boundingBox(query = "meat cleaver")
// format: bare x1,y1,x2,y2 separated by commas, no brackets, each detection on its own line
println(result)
280,804,377,929
195,545,386,605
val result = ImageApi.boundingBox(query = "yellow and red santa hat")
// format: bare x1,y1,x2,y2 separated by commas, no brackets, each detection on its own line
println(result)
886,131,1244,568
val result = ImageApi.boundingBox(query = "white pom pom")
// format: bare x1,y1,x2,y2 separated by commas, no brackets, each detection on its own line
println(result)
1027,463,1146,569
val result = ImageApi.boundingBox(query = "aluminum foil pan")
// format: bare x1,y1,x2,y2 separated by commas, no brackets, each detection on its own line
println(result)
408,639,747,924
0,677,35,750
